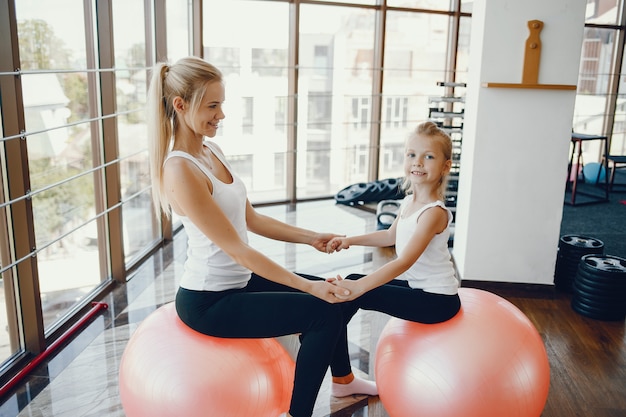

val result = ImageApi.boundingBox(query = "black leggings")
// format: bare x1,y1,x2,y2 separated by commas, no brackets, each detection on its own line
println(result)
175,273,461,417
326,274,461,382
175,273,343,417
341,273,461,323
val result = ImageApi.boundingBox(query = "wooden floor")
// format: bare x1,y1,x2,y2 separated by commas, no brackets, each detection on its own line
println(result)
503,291,625,417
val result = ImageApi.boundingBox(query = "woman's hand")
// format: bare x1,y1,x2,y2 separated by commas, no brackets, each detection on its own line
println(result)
308,279,351,303
326,275,364,301
310,232,345,253
326,237,350,253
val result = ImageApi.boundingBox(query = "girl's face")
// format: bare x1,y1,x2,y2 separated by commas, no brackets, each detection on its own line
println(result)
404,134,451,190
181,80,226,138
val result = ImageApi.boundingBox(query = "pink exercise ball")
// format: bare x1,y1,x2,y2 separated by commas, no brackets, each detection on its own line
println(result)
375,288,550,417
119,303,295,417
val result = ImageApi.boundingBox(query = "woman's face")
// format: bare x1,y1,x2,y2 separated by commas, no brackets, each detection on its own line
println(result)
184,80,226,138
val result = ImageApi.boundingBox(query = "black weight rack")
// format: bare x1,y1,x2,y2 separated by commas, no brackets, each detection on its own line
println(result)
428,81,466,244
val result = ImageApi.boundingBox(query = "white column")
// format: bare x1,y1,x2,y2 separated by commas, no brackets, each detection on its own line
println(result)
453,0,587,285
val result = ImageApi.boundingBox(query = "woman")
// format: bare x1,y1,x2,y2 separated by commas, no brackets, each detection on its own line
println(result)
147,56,376,417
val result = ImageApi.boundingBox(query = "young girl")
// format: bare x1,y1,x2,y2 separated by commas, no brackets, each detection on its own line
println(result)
147,56,375,417
327,121,461,325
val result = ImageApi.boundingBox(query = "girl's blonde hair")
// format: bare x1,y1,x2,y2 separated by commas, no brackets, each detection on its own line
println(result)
401,121,453,199
147,56,223,217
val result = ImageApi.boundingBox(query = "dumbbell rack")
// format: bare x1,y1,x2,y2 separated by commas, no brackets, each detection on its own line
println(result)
428,82,466,244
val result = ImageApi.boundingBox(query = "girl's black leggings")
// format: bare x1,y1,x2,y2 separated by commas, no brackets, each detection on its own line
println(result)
328,274,462,384
340,273,461,323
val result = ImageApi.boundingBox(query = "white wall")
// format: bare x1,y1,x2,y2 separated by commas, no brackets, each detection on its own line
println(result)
453,0,587,285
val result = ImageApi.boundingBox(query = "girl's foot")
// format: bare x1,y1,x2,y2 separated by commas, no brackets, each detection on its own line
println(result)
331,375,378,397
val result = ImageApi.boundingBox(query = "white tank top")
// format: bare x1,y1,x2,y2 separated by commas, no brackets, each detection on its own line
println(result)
164,141,251,291
395,197,459,295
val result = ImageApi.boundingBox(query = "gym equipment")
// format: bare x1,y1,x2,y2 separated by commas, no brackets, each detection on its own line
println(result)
375,288,550,417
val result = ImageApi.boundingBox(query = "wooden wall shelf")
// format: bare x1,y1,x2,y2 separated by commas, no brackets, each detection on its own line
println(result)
480,20,577,92
482,82,577,90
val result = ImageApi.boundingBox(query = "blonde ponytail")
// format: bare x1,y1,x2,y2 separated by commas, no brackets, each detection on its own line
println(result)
147,57,223,218
147,62,174,217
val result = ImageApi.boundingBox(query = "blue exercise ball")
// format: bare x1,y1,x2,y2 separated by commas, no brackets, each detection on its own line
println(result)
582,162,606,183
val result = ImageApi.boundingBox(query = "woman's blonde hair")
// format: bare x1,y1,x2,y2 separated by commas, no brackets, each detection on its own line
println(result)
401,121,453,199
147,56,222,217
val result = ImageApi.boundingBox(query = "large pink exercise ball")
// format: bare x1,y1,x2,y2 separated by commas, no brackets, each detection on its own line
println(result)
119,303,295,417
375,288,550,417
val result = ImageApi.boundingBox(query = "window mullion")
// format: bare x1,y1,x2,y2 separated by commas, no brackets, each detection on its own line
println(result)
0,0,46,355
96,0,125,283
288,1,300,202
368,4,386,181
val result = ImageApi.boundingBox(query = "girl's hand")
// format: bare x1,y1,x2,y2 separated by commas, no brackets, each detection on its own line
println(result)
326,237,350,253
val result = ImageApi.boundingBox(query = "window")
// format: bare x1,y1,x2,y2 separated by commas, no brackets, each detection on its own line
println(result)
385,50,413,77
613,39,626,155
167,0,193,61
352,97,371,129
252,48,288,77
0,0,181,374
353,49,373,78
384,97,408,129
112,0,159,264
243,97,254,135
205,47,241,77
308,93,332,129
379,10,454,180
203,0,290,203
16,0,102,333
578,31,604,94
298,4,376,198
313,45,331,77
573,27,616,164
274,153,286,186
275,96,287,133
387,0,454,11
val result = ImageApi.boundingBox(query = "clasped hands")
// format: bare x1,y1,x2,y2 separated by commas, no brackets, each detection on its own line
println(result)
308,234,361,302
328,274,364,302
321,236,361,302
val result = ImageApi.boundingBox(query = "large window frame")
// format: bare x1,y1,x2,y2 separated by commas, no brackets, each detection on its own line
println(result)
0,0,175,383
